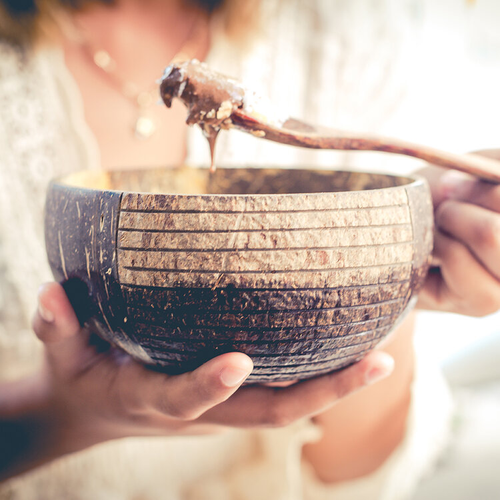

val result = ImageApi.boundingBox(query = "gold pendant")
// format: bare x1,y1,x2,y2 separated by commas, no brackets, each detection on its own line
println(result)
134,116,156,140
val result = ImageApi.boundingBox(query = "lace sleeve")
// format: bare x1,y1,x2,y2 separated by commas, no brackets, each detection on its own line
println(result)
0,41,97,380
0,241,44,381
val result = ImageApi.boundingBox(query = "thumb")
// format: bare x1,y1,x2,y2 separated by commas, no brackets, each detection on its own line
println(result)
33,282,91,370
131,352,254,421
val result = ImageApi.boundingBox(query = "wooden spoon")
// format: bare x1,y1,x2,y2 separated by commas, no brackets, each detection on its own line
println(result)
160,60,500,183
231,110,500,183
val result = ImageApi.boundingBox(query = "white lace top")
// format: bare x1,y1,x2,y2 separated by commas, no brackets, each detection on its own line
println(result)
0,1,453,498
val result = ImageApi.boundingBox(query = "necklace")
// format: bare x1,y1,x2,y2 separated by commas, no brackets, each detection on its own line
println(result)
92,49,159,139
84,10,208,140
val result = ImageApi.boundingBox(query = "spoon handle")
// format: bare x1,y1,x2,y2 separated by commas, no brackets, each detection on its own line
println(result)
232,110,500,183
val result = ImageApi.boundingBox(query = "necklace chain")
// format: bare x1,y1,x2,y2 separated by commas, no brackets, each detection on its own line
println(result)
92,48,159,139
87,10,208,140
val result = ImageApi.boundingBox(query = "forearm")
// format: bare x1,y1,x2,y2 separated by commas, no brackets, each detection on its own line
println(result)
0,372,61,482
302,312,415,483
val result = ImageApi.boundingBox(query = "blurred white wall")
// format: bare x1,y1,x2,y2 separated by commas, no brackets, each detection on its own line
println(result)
386,0,500,152
389,0,500,370
404,5,500,498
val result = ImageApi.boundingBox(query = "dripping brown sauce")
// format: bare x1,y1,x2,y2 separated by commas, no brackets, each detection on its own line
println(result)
160,61,246,174
205,128,219,174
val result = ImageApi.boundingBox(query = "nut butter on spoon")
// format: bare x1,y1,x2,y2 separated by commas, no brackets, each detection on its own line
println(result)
160,59,500,183
160,59,245,173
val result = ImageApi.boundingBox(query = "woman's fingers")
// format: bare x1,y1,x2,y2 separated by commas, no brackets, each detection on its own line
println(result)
419,231,500,316
418,168,500,316
33,283,80,340
32,282,91,371
32,283,393,431
436,200,500,280
116,350,393,429
120,352,254,422
200,351,394,428
439,171,500,213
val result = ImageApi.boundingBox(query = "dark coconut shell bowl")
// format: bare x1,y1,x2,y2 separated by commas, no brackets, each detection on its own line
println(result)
44,167,433,383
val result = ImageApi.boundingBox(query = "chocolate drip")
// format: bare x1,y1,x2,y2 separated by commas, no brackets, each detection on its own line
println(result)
160,60,245,172
205,127,218,174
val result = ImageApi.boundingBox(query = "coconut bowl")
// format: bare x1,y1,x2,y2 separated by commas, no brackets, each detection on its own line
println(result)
44,167,433,383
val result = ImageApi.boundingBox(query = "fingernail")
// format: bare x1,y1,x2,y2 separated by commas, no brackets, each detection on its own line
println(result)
365,356,394,385
220,366,251,387
38,302,55,323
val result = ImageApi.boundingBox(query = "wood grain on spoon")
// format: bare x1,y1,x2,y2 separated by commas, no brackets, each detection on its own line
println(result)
231,110,500,183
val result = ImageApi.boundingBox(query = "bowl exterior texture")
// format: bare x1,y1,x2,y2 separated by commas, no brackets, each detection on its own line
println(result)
45,169,433,383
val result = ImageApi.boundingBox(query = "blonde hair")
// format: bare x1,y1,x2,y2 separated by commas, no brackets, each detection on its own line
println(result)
220,0,261,43
0,0,261,46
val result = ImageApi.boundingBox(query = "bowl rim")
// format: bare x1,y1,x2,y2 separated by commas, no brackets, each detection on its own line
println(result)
49,166,428,200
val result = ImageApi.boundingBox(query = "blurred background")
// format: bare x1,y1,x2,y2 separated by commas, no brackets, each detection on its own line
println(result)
401,0,500,498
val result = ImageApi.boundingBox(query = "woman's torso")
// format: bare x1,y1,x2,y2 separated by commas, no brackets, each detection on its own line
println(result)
0,1,432,498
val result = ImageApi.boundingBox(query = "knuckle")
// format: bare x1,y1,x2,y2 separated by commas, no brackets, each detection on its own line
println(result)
328,377,352,400
474,218,500,251
115,369,145,417
31,314,43,339
156,391,199,421
115,363,165,420
260,405,293,428
472,293,500,317
435,201,456,228
31,314,53,343
167,404,199,421
455,289,500,317
441,233,469,265
128,367,208,422
192,378,220,405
